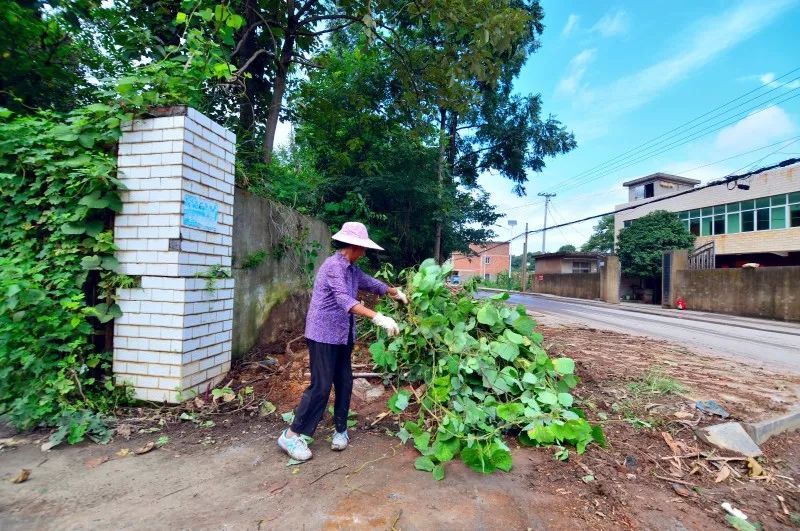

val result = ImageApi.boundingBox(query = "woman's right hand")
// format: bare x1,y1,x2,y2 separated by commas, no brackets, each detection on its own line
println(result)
372,313,400,337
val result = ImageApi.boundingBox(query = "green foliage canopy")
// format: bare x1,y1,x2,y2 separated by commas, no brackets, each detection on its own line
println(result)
616,211,696,279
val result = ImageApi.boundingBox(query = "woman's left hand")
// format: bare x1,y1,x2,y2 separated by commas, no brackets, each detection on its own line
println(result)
390,288,408,305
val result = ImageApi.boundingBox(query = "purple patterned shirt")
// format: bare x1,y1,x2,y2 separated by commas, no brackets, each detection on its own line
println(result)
304,252,388,345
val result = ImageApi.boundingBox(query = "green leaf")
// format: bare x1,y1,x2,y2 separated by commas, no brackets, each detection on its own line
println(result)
591,425,607,448
495,402,524,421
101,256,120,272
502,329,524,344
490,445,513,472
512,315,535,336
78,191,108,209
388,390,411,413
490,340,519,362
536,390,558,406
521,371,538,385
414,456,435,472
62,222,87,235
460,443,495,474
432,463,445,480
369,341,396,370
552,358,575,375
557,393,574,407
176,11,187,24
413,431,431,453
476,304,499,326
81,255,102,270
198,8,213,21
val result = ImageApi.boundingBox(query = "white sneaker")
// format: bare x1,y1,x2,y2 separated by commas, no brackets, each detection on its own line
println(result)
277,429,312,461
331,430,349,451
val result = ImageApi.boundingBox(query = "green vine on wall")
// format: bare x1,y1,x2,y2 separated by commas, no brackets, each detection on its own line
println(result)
0,2,243,445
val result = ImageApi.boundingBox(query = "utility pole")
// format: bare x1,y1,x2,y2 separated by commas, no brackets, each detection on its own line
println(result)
520,222,529,291
538,193,556,253
506,219,517,276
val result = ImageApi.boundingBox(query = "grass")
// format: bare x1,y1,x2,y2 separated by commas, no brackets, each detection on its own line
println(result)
627,367,686,396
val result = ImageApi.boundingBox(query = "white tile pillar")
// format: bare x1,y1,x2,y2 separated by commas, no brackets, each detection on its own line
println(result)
113,107,236,402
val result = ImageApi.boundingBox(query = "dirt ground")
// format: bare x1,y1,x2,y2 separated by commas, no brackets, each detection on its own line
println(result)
1,322,799,530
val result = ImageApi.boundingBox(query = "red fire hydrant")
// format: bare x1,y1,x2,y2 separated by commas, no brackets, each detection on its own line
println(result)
676,297,686,310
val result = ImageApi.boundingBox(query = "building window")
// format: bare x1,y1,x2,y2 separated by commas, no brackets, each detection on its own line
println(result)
484,273,490,280
756,208,770,230
742,210,755,232
623,220,632,228
791,204,800,227
572,261,591,273
484,256,490,264
644,182,654,198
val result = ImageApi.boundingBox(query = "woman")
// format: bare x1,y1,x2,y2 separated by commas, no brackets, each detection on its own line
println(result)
277,222,407,461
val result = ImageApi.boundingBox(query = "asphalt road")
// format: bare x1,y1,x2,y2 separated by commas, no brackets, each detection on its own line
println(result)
477,291,800,374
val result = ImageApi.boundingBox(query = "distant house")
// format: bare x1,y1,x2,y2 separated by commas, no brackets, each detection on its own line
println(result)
614,167,800,267
534,252,605,274
448,242,510,282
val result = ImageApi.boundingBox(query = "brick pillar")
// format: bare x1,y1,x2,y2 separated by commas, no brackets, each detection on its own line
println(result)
112,107,236,402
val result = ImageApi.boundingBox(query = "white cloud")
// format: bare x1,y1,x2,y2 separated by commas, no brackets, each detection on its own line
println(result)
758,71,800,89
562,14,580,37
556,49,596,96
591,9,629,37
569,0,797,140
714,106,798,153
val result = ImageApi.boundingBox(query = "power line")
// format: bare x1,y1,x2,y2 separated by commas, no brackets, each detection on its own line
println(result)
677,135,800,175
477,157,800,256
538,66,800,194
541,66,800,193
550,89,800,195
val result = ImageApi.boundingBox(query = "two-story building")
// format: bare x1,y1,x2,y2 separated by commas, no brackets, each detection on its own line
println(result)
614,165,800,267
449,242,511,282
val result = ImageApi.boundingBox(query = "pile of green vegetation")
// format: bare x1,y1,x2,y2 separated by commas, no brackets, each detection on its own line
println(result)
371,260,604,479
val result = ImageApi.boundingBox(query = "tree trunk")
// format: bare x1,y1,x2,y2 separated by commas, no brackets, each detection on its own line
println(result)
262,0,297,164
433,107,447,263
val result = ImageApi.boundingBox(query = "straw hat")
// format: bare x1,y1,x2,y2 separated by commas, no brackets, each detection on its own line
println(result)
331,222,384,250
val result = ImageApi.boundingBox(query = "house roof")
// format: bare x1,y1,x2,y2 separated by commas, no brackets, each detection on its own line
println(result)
536,252,607,260
622,172,701,187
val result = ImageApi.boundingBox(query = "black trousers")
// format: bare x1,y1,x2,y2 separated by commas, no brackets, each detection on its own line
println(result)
290,338,353,436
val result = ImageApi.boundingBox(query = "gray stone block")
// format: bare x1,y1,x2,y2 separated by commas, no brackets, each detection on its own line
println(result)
743,408,800,445
696,422,762,457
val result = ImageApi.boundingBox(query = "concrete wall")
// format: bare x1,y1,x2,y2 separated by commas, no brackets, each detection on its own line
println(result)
231,188,330,358
675,266,800,321
531,273,601,300
599,255,620,304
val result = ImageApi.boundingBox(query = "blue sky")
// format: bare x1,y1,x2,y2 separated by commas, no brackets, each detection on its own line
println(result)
481,0,800,254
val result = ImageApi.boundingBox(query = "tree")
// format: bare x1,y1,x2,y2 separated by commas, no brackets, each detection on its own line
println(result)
557,244,576,253
581,215,614,253
288,46,499,267
616,211,695,279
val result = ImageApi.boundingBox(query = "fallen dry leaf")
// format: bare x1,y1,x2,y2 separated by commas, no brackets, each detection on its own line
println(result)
661,432,681,455
671,483,696,498
134,442,155,455
715,465,731,483
115,448,132,458
11,469,31,484
673,411,694,419
747,457,765,477
0,438,27,449
194,396,206,409
84,456,110,468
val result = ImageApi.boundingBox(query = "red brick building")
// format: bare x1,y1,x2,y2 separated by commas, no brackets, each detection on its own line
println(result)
449,242,511,282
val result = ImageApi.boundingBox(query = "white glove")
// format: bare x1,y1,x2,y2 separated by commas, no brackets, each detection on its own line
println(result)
391,289,408,305
372,313,400,337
